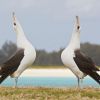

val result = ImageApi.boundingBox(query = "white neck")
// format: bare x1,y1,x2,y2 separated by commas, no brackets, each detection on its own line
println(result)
15,21,28,48
68,31,80,50
68,16,80,50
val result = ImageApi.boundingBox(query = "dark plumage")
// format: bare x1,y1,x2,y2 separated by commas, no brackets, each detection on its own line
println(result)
74,49,100,84
0,49,24,83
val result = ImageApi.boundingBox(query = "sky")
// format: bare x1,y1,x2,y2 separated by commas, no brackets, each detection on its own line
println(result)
0,0,100,51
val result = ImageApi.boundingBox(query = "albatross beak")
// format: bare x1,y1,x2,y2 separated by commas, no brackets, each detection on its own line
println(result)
12,12,17,26
76,16,80,30
12,12,16,22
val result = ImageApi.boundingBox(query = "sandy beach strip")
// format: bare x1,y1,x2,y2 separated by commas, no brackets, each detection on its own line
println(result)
21,69,100,77
21,69,75,77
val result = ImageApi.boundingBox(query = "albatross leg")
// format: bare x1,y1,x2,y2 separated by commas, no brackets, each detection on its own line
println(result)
77,77,80,88
15,77,18,88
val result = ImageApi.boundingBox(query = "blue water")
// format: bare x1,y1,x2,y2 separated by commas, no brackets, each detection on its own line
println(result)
1,77,100,88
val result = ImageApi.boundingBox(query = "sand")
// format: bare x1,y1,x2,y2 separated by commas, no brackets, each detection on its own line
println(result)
20,68,100,77
21,69,75,77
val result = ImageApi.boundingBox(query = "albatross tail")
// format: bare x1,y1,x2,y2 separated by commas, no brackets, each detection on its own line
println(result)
89,71,100,85
0,67,9,84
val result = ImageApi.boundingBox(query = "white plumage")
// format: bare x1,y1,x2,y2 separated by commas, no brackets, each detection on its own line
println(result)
0,13,36,87
61,16,85,82
61,16,100,87
12,13,36,78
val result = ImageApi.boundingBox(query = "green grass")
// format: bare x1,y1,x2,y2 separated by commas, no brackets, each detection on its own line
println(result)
0,87,100,100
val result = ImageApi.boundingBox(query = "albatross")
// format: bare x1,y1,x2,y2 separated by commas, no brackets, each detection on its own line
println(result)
61,16,100,87
0,12,36,87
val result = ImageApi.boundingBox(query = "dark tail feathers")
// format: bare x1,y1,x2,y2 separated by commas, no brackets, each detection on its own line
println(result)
0,74,9,84
0,67,9,84
89,71,100,85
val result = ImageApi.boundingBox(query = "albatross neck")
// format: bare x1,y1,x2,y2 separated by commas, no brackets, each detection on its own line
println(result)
68,31,80,50
16,30,28,48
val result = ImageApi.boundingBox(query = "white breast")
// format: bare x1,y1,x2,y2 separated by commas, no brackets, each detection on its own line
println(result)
11,40,36,78
61,47,85,78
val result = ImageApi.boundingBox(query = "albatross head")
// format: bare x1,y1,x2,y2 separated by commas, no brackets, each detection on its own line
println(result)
73,16,80,33
69,16,81,49
12,12,24,34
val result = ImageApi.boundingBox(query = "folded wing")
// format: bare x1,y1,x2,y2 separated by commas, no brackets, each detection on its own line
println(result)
0,48,24,83
73,49,100,84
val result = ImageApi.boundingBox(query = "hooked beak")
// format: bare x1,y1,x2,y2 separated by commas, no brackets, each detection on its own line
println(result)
76,16,80,30
12,12,15,21
12,12,17,26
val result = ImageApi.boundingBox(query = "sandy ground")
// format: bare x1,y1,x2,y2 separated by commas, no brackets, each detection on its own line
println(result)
21,69,100,77
21,69,75,77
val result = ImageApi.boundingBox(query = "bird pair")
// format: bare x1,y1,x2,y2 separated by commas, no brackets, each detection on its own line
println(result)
0,13,100,88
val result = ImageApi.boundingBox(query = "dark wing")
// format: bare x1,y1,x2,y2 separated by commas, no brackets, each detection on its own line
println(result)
73,50,100,84
0,48,24,84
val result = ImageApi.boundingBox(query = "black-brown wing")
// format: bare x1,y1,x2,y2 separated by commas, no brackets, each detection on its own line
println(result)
73,50,100,84
0,48,24,83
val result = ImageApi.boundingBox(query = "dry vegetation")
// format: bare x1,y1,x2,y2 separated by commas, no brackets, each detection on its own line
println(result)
0,87,100,100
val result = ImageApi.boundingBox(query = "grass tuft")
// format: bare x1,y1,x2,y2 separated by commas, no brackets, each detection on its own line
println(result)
0,87,100,100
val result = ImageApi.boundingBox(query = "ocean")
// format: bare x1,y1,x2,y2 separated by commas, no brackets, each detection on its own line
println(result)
1,76,100,88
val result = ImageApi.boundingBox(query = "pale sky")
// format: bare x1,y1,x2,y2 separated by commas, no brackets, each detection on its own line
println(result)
0,0,100,51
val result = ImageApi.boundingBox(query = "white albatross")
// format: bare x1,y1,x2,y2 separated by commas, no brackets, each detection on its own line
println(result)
61,16,100,87
0,13,36,87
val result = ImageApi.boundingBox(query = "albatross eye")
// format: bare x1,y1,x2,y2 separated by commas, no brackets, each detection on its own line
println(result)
77,26,80,30
14,23,16,26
